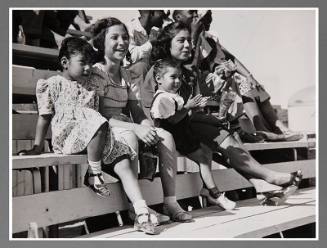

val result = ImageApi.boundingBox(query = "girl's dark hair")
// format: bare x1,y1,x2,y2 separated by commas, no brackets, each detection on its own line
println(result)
153,59,181,90
90,17,129,63
150,21,191,63
58,37,96,69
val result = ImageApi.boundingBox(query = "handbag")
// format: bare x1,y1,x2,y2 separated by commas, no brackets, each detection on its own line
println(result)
138,143,158,181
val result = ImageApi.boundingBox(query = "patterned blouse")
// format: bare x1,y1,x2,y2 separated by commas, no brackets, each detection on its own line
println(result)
88,63,140,120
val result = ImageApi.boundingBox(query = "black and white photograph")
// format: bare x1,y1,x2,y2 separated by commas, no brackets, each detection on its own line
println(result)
9,8,318,240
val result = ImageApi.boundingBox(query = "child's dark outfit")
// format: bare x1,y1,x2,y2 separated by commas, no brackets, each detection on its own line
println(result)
150,90,201,155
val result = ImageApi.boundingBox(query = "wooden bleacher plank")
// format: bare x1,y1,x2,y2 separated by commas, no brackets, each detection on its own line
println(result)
12,114,314,151
13,153,87,170
13,104,37,114
82,187,315,239
66,29,92,38
12,170,34,197
12,65,34,95
12,43,60,70
264,160,316,179
12,159,315,234
11,170,249,233
12,148,316,176
244,140,309,150
12,181,129,233
12,114,51,140
13,43,58,61
12,65,59,95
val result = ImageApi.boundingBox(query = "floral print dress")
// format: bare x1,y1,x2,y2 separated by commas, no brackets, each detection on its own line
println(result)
36,75,136,165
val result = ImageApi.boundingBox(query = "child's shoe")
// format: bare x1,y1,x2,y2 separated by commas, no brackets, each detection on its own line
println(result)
134,213,158,235
200,188,236,210
84,172,111,197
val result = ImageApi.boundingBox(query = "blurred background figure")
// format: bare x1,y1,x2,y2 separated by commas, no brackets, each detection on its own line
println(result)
12,10,92,48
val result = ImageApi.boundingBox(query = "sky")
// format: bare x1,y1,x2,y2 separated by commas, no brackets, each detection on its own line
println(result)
85,9,317,109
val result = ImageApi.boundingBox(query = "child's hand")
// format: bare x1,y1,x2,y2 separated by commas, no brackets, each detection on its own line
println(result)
17,145,42,156
133,124,161,146
184,94,203,109
198,96,210,108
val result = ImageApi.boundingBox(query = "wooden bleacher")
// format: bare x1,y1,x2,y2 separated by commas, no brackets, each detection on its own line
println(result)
11,43,317,239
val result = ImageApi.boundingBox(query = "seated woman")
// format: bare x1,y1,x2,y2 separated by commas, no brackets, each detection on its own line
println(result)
189,10,304,142
18,37,158,235
88,17,193,223
140,21,303,205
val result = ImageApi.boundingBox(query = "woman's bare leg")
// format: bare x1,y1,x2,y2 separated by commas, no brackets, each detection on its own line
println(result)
113,158,144,203
156,128,177,197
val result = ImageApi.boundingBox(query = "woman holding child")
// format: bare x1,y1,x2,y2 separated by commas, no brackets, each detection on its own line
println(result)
140,21,303,205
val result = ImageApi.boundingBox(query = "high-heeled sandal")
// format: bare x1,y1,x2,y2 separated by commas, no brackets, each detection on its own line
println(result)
83,172,111,197
283,170,303,188
134,213,158,235
260,171,303,206
200,188,236,210
260,186,298,206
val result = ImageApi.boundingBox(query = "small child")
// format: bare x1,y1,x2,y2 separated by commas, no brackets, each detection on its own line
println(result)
126,10,167,64
18,37,158,234
150,59,236,210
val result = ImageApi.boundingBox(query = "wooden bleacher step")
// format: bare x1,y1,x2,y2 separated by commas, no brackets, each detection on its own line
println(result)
81,187,316,239
12,159,316,235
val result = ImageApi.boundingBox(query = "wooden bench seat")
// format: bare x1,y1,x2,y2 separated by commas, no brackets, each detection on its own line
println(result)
12,43,59,70
12,156,316,235
12,114,313,150
81,187,316,239
12,186,316,238
12,65,59,99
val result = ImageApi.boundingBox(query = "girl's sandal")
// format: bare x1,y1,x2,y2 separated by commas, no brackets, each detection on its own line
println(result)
134,213,158,235
83,172,111,197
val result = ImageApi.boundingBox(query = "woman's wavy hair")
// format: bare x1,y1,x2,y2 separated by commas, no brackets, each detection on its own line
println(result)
90,17,129,63
150,21,191,64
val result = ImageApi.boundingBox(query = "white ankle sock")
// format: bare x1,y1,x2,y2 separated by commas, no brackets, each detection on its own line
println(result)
133,200,149,223
88,160,102,174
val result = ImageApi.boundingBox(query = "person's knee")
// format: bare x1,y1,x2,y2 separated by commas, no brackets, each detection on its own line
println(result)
157,129,176,151
197,145,212,164
96,122,108,136
113,158,132,175
124,131,139,151
220,135,241,149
